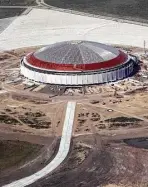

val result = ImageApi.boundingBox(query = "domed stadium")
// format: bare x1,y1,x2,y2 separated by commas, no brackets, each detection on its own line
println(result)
20,40,138,85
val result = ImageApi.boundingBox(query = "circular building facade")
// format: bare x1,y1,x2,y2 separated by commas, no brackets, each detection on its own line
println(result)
21,40,137,85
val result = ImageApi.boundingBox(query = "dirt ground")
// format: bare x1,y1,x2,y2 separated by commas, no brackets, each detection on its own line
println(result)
0,8,26,19
73,94,148,136
0,135,59,186
0,0,36,6
0,46,148,186
30,134,148,187
45,0,148,24
0,94,66,137
0,140,42,172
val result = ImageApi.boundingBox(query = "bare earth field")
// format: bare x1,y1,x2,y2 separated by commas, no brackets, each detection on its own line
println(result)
0,8,26,19
0,97,66,136
0,0,36,6
0,140,42,172
0,46,148,186
0,136,59,186
30,135,148,187
0,0,37,19
45,0,148,23
73,91,148,136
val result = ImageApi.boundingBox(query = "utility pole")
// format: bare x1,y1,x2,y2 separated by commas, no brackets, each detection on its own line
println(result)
144,40,146,55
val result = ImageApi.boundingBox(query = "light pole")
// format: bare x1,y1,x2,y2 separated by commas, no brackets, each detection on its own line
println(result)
144,40,147,56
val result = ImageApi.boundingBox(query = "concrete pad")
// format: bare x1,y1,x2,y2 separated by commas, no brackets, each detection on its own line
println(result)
0,8,148,51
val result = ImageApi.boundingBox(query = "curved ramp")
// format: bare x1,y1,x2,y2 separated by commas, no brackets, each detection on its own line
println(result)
3,101,76,187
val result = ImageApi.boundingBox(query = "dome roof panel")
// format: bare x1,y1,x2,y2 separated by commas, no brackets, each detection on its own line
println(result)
81,42,118,61
78,44,104,64
33,41,120,65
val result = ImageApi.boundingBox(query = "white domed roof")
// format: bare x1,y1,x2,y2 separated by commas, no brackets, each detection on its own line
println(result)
33,40,120,65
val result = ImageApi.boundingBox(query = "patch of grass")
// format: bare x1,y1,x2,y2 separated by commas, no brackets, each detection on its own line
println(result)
19,115,51,129
0,114,21,125
0,8,26,19
105,117,142,123
63,144,90,171
109,123,136,128
0,0,36,6
18,111,51,129
28,121,51,129
0,140,42,171
45,0,148,23
90,117,100,121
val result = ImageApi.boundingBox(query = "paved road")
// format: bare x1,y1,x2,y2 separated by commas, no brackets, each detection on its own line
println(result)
3,101,76,187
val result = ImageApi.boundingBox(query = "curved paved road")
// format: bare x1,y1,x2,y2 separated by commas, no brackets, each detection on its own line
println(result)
3,101,76,187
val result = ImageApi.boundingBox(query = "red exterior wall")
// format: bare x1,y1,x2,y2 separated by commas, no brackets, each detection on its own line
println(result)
26,50,128,71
